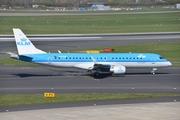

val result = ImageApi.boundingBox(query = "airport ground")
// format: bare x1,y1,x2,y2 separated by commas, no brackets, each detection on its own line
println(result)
0,64,180,119
0,10,180,34
0,10,180,119
0,33,180,119
0,64,180,94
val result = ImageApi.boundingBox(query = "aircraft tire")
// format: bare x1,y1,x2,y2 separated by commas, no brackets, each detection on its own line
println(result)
93,72,100,77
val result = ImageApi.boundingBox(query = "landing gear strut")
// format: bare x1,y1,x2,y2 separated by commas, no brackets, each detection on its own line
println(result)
151,68,157,75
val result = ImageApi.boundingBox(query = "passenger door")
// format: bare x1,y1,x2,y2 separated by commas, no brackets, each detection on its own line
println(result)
151,57,156,64
48,56,52,64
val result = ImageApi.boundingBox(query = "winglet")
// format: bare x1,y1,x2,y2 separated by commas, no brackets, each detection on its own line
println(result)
13,28,46,55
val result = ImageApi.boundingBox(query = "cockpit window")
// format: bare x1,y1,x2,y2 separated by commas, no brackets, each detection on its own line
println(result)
159,57,165,59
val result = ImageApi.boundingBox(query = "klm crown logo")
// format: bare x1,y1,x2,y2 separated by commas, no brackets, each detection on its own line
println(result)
137,54,146,58
20,38,27,41
16,38,30,46
118,68,122,72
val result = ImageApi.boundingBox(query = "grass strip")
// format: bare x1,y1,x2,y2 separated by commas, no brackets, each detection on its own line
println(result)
0,93,180,106
0,12,180,34
0,58,37,66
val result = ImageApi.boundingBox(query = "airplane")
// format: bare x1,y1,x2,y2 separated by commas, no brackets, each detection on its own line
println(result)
7,28,172,77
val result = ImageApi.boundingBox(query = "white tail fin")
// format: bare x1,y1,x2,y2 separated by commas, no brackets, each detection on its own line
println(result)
13,28,46,55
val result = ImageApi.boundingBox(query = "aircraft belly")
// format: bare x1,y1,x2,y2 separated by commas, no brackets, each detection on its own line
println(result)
35,61,170,69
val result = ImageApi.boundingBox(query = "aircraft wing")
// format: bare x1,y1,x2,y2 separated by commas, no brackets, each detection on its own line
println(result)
90,56,126,74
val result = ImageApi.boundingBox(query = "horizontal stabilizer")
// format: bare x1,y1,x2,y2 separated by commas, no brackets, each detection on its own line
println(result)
6,52,18,59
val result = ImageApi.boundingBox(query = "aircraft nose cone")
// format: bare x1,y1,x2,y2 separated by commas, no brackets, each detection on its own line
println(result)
167,61,172,66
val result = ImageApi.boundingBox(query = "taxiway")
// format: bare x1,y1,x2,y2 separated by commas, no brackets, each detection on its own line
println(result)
0,65,179,94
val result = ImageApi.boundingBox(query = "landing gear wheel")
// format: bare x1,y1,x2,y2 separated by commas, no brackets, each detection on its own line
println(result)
151,68,157,75
93,72,100,77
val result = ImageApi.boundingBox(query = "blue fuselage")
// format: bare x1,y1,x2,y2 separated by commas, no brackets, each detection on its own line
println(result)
18,53,172,69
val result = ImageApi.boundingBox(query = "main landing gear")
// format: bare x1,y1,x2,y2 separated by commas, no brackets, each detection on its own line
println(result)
87,70,100,77
151,68,157,75
93,72,100,77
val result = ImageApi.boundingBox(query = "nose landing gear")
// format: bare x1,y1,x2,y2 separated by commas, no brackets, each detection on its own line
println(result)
151,68,157,75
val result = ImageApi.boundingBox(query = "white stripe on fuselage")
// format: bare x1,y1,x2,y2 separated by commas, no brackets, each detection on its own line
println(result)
36,61,171,70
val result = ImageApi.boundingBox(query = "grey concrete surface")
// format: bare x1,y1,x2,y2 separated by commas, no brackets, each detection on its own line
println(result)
1,102,180,120
0,96,179,112
0,65,179,94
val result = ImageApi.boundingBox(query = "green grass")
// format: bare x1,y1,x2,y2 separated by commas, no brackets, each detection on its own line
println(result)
0,12,180,34
0,58,38,66
0,93,180,106
1,41,180,66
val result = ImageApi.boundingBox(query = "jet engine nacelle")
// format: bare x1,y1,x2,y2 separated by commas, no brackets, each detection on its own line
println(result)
110,65,126,74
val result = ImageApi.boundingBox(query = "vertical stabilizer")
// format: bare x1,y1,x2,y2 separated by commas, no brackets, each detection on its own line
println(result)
13,28,46,55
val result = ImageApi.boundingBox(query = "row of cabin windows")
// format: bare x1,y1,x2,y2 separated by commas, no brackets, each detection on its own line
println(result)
54,56,143,60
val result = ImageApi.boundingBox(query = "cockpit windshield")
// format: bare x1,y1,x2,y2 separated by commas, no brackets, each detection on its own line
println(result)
159,56,165,59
